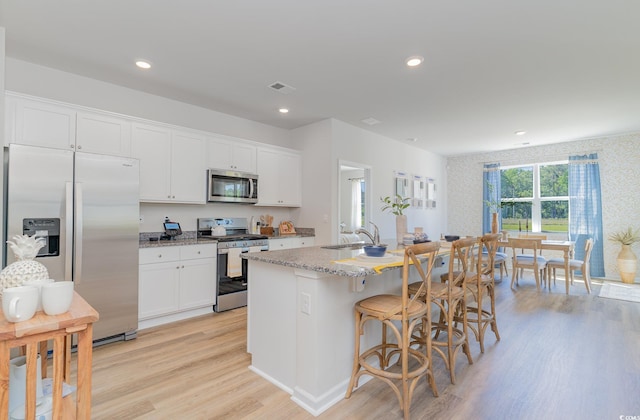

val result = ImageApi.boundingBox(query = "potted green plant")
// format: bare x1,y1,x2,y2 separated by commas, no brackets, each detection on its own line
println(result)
381,195,410,245
608,227,640,284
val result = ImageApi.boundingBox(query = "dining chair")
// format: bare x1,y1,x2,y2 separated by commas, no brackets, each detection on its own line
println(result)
345,242,440,420
462,233,501,353
509,238,547,290
546,238,594,294
410,237,475,384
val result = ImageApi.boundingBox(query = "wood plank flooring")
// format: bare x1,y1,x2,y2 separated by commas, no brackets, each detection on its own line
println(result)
82,278,640,419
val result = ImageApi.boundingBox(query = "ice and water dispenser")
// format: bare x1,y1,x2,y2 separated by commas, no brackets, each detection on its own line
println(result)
22,218,60,257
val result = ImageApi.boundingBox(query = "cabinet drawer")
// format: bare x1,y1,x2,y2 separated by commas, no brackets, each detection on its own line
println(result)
139,247,181,264
180,244,216,260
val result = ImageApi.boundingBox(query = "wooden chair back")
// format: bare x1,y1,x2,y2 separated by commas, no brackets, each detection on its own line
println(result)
478,233,501,277
448,237,477,287
389,241,440,320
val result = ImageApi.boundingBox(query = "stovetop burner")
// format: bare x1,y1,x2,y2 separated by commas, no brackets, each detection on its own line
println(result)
197,217,270,249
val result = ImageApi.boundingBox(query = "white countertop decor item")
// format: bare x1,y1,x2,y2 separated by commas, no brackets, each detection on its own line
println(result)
0,235,49,296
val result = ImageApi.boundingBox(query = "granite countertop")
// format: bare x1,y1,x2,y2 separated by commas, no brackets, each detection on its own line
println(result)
240,243,426,278
139,230,315,249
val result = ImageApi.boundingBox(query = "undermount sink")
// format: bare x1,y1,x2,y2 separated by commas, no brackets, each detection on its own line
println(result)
321,242,366,250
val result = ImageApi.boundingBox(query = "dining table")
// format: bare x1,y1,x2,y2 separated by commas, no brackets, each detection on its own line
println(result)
499,239,575,294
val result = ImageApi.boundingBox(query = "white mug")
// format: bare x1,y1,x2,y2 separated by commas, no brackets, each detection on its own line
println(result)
2,286,39,322
41,281,74,316
24,278,55,311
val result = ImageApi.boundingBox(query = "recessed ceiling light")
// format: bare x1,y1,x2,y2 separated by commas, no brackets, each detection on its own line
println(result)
406,137,417,142
515,131,526,136
278,108,289,114
135,60,151,69
405,56,424,67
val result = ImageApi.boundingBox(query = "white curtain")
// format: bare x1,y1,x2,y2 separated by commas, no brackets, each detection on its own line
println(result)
351,179,362,230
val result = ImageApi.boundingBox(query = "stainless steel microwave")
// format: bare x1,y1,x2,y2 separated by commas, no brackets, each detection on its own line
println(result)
207,169,258,204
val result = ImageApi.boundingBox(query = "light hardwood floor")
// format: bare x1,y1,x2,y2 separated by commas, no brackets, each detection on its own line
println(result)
83,278,640,420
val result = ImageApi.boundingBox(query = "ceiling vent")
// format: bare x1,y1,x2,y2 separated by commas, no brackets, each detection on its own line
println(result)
361,117,381,126
268,81,296,94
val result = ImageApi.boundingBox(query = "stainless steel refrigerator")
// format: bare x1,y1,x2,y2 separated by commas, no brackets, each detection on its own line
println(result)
4,144,139,343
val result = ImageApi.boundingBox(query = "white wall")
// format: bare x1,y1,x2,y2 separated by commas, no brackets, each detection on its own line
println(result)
290,119,334,244
331,120,447,244
446,134,640,281
294,118,447,246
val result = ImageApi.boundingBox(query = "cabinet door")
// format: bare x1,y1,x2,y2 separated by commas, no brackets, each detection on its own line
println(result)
231,143,257,173
268,238,292,250
207,137,234,170
131,123,172,202
299,237,315,248
171,130,206,203
207,138,256,173
179,258,216,310
139,261,181,319
76,111,131,156
278,152,301,206
256,148,280,206
256,148,301,206
13,98,76,149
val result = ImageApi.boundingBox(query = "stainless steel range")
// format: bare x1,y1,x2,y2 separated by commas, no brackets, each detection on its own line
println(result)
197,218,269,312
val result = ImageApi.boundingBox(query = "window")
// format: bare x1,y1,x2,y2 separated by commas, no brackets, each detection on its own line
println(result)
499,162,568,233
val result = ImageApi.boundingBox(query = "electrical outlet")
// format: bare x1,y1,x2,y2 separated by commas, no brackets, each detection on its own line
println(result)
301,292,311,315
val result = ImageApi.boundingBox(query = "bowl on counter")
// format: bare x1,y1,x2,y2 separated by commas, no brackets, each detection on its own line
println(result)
444,235,460,242
363,244,387,257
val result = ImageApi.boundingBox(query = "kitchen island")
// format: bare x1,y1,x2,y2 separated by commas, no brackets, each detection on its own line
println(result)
242,243,447,416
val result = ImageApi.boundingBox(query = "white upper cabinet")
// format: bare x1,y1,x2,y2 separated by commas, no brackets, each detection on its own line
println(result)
76,112,131,156
5,94,131,155
256,147,302,207
131,123,206,204
6,95,76,149
171,131,206,203
207,137,257,173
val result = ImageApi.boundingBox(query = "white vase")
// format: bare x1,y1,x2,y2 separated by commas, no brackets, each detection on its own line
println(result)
617,244,637,284
396,215,407,246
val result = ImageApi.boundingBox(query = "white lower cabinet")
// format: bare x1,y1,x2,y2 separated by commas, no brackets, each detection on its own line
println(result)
268,237,315,250
139,244,216,324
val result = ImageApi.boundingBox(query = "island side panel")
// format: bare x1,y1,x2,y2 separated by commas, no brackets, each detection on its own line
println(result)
292,268,405,415
247,260,297,393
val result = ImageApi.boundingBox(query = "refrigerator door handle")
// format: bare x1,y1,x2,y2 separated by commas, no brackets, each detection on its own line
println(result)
74,182,83,284
65,182,74,282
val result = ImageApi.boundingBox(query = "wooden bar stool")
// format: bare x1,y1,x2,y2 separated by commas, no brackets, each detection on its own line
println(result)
345,242,440,420
463,233,501,353
411,237,475,384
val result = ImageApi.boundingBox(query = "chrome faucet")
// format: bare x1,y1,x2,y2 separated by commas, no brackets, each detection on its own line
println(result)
355,221,380,245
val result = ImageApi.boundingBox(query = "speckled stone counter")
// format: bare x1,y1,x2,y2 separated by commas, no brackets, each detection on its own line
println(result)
241,246,379,277
138,230,315,249
139,231,214,248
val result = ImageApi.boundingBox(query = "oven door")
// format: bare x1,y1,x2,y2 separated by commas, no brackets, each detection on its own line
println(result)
214,248,249,312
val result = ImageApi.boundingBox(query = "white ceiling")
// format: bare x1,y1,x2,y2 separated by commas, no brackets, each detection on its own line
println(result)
1,1,639,156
